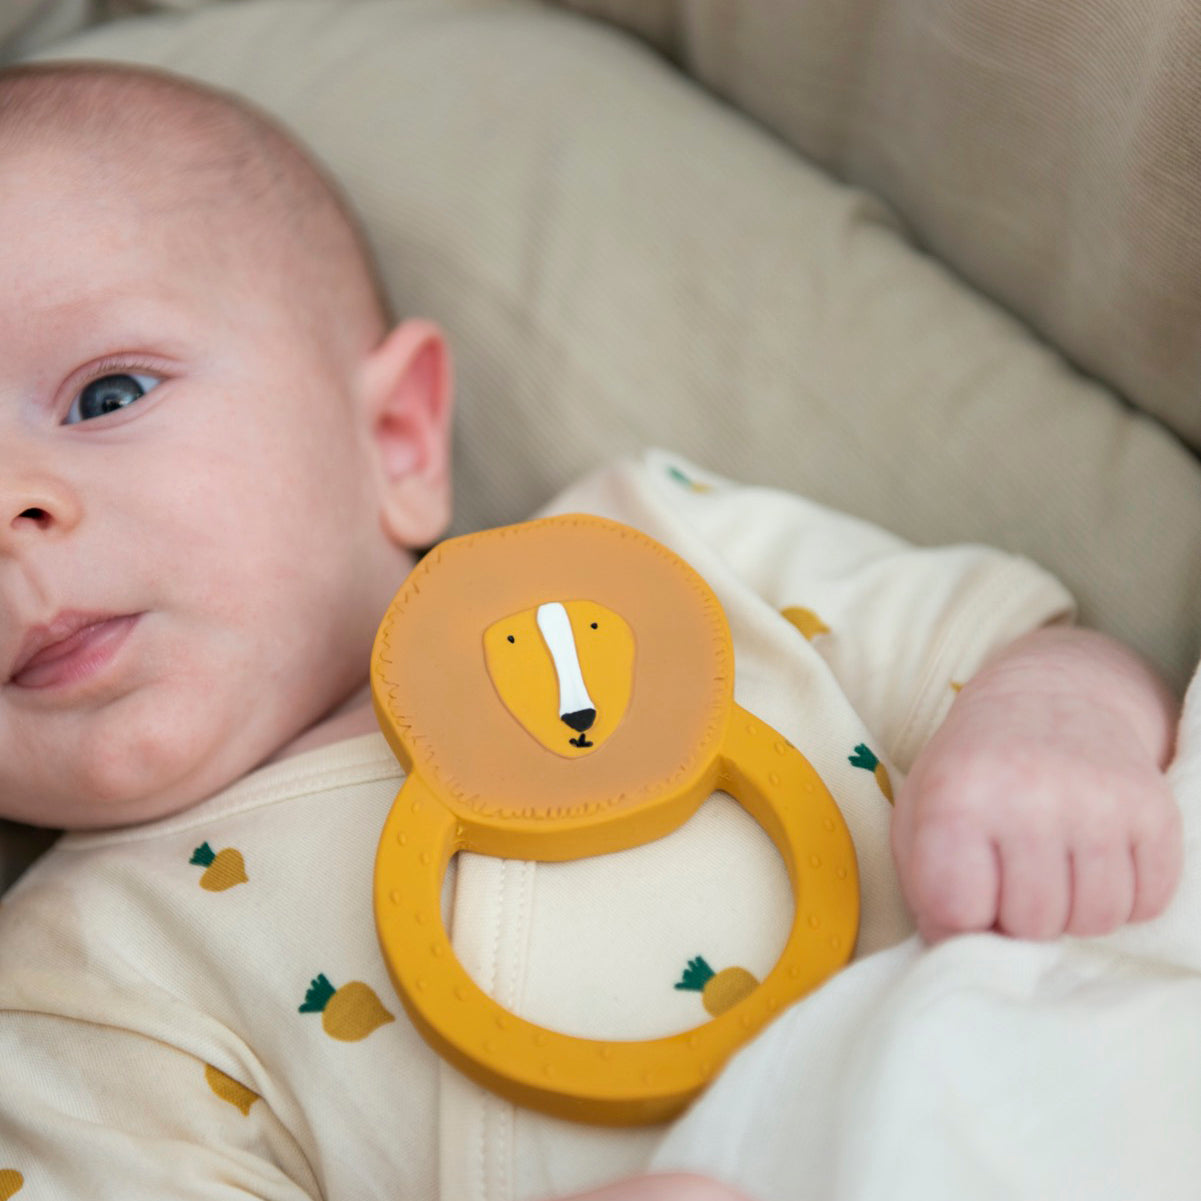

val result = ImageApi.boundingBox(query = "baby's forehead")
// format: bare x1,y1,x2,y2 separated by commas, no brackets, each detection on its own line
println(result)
0,64,388,342
1,141,280,326
4,69,278,217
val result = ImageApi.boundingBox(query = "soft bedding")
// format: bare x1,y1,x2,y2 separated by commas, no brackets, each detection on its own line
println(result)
2,4,1200,1193
650,668,1201,1200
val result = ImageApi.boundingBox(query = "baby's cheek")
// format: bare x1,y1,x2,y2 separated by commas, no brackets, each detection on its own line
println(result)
79,691,203,813
65,678,258,826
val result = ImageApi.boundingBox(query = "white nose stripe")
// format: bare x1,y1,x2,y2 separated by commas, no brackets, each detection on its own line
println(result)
536,602,594,717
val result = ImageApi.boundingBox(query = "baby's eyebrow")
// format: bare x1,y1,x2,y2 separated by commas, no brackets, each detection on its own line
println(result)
24,283,165,324
21,289,193,354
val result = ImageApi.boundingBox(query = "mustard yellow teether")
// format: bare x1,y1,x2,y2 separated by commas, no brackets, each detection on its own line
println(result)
372,515,859,1125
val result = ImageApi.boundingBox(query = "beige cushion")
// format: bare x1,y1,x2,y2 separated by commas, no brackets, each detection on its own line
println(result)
27,0,1201,691
552,0,1201,451
0,0,91,60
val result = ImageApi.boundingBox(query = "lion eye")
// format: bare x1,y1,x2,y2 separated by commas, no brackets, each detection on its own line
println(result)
507,635,516,644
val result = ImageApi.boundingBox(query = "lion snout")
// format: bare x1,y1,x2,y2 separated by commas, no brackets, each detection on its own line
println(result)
561,707,596,734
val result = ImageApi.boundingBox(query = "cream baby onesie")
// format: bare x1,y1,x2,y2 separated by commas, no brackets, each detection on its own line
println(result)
0,451,1071,1200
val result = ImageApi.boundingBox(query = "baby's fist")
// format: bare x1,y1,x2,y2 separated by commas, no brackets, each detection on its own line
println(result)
891,629,1182,943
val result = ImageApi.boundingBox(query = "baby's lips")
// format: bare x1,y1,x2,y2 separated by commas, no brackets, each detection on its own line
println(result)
8,612,138,687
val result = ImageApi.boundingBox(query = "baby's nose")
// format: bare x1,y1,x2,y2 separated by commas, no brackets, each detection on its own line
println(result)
0,468,83,554
561,707,596,734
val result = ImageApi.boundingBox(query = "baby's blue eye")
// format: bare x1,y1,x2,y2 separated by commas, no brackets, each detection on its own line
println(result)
65,373,160,424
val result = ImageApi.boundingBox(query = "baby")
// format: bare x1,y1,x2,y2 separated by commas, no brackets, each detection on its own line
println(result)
0,62,1181,1201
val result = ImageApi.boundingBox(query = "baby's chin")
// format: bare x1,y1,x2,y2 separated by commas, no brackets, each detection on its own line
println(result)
29,696,299,831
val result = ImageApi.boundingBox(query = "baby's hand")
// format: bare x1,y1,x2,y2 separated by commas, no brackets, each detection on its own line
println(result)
891,628,1182,942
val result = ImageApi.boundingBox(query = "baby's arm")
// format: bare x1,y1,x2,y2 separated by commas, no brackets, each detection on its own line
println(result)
891,626,1181,942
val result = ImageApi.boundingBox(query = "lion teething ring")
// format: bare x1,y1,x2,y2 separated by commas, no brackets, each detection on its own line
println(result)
372,515,859,1125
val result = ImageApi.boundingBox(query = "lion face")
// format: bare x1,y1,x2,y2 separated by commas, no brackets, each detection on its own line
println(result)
371,515,733,858
483,599,636,756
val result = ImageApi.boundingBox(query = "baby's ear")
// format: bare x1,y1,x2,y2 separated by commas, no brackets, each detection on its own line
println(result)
360,319,454,548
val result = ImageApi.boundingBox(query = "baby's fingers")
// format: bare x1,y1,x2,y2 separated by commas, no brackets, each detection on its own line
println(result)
994,825,1071,939
896,818,1000,942
1130,789,1183,922
1065,842,1135,937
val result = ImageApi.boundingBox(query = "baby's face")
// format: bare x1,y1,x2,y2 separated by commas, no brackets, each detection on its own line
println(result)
0,144,417,827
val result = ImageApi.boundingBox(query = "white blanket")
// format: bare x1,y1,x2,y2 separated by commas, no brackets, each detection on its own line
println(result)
651,671,1201,1201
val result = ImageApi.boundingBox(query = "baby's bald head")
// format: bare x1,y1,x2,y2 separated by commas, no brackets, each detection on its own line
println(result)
0,61,390,361
0,62,455,830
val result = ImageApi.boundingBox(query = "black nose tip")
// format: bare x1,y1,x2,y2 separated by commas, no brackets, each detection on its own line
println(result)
561,708,596,733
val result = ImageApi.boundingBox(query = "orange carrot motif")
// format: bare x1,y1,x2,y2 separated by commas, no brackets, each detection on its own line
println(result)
849,743,893,803
300,974,394,1041
675,956,759,1017
189,842,247,891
